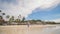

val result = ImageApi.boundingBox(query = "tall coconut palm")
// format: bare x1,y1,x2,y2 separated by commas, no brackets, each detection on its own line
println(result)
2,13,5,15
0,10,1,12
6,15,10,19
9,16,14,23
0,10,5,19
0,10,5,25
22,17,25,22
6,15,10,23
0,10,2,19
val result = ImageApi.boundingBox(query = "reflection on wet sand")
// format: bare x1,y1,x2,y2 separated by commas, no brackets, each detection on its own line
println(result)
0,25,60,34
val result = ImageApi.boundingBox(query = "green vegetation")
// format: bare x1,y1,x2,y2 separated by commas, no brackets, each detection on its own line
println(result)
6,15,10,19
0,10,6,25
0,10,60,25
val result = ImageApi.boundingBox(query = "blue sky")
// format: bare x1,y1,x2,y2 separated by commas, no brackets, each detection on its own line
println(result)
0,0,60,22
27,4,60,21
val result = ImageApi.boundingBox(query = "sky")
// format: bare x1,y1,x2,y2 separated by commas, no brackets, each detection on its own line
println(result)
0,0,60,22
27,4,60,22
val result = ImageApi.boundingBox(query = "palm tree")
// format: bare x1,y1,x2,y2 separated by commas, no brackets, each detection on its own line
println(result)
0,16,2,19
0,10,6,19
0,10,2,19
0,10,2,12
6,15,10,19
0,10,5,25
30,20,37,24
2,13,5,15
0,10,5,19
9,16,14,24
6,15,10,23
15,19,20,22
21,17,25,23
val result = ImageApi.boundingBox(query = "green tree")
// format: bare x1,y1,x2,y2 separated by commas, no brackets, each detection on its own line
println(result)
21,17,25,23
0,10,1,12
9,16,14,23
0,10,5,25
0,10,3,19
6,15,10,19
15,19,20,23
30,20,37,24
0,16,2,19
2,13,5,15
0,10,5,19
11,16,14,21
6,15,10,23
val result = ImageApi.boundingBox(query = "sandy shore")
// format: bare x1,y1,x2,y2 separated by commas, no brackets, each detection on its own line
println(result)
0,25,60,34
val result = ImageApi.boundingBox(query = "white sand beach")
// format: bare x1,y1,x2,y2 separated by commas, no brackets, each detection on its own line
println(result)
0,25,60,34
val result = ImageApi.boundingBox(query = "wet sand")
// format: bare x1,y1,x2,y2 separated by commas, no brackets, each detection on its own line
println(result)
0,25,60,34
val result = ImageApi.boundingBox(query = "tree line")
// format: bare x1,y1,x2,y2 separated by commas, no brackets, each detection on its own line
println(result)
0,10,59,25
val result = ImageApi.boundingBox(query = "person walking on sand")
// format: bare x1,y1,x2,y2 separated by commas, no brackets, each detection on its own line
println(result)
27,22,30,27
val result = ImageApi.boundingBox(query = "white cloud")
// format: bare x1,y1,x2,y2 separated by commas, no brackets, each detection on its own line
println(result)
52,19,60,23
0,0,60,19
